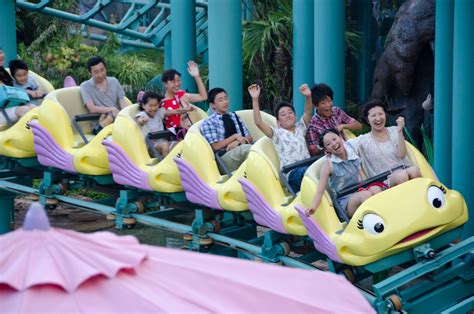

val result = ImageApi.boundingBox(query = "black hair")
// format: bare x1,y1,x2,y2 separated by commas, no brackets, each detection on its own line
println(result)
311,83,334,106
86,56,106,72
161,69,181,83
8,59,28,78
138,91,163,111
318,128,341,150
208,87,227,104
274,102,295,119
363,99,387,121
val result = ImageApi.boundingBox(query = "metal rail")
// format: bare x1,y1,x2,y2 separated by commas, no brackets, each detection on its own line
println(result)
16,0,208,50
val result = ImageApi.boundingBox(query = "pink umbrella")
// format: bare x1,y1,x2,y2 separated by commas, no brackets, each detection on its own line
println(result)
0,204,374,313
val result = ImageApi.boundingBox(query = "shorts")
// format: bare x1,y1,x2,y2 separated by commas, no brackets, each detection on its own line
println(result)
0,107,19,126
357,182,389,192
337,193,353,212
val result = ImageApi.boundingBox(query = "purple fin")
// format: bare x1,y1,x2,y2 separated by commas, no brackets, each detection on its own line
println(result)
103,139,152,191
239,179,286,233
30,122,75,172
295,205,342,262
174,157,222,210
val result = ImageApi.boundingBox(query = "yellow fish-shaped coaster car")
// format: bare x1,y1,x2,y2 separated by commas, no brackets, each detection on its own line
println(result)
29,87,131,175
0,71,54,158
240,130,355,235
104,104,207,192
335,178,467,265
176,110,276,211
294,142,468,266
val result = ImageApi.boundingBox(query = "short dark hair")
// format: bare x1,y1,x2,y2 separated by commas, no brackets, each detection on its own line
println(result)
8,59,28,77
311,83,334,106
363,99,387,121
161,69,181,83
86,56,106,72
138,91,163,111
274,102,295,119
208,87,227,104
318,128,341,150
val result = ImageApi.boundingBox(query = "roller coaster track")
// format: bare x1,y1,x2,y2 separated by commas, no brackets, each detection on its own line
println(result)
15,0,209,54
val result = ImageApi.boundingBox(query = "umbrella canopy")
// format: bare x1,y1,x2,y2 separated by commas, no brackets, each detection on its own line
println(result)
0,203,374,313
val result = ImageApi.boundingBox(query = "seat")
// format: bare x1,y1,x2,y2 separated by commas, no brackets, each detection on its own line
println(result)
30,87,131,175
175,110,276,211
0,70,54,158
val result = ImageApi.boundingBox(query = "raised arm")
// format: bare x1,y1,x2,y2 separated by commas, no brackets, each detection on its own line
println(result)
186,61,207,103
299,84,313,126
395,116,408,159
249,84,273,138
306,159,332,216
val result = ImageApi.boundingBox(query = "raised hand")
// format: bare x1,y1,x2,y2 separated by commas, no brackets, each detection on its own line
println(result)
396,116,405,132
299,83,311,97
187,60,200,77
248,84,261,99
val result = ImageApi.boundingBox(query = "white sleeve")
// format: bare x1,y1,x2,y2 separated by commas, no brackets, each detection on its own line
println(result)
297,117,308,132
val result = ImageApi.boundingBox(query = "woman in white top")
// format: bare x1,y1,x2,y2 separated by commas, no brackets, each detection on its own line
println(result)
350,100,421,187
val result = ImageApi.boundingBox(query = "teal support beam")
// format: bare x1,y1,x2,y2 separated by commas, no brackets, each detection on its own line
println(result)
357,0,373,104
452,0,474,239
434,0,454,187
292,0,314,117
0,0,17,64
208,0,242,111
0,189,15,234
164,32,172,70
171,0,196,92
314,0,345,108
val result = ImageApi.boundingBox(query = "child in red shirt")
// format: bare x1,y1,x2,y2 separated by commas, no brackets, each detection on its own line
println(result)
161,61,207,136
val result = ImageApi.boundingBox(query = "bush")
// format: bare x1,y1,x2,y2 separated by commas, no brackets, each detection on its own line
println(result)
18,30,162,100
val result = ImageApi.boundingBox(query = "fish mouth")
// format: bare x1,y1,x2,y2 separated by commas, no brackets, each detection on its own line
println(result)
396,227,435,245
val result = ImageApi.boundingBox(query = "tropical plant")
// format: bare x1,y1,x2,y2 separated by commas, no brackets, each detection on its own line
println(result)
242,0,361,112
242,0,292,111
404,124,434,165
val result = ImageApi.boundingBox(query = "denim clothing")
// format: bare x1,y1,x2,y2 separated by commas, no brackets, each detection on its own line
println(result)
288,165,309,193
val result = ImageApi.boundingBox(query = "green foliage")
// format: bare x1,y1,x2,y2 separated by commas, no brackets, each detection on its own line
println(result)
106,53,156,100
17,25,162,100
242,0,292,111
65,188,109,200
18,33,98,89
420,124,434,165
404,124,434,165
242,0,361,112
16,1,78,46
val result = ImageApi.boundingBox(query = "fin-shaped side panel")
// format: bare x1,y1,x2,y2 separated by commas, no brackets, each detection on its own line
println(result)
30,121,75,172
239,178,287,233
295,205,341,263
175,157,222,210
103,139,151,191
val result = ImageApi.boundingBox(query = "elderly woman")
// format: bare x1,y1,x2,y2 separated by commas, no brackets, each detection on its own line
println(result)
350,100,421,187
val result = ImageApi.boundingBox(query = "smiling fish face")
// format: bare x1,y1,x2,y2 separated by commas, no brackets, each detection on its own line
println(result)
336,178,468,266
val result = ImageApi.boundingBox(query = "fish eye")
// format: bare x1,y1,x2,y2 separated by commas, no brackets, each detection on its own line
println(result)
427,186,446,209
362,213,385,235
